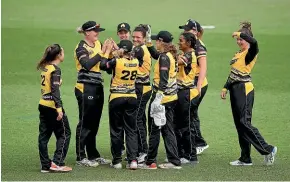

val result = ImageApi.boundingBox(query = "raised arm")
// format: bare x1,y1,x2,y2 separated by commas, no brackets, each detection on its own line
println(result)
75,46,104,70
146,42,160,60
100,57,116,71
234,32,259,65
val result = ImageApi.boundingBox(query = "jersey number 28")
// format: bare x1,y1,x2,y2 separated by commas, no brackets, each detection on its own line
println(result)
121,70,137,80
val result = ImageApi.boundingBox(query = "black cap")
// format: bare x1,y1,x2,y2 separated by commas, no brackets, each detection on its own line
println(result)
118,40,133,53
82,21,105,32
179,19,202,32
151,31,173,43
117,22,130,32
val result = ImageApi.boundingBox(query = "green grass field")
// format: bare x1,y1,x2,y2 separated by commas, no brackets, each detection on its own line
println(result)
2,0,290,181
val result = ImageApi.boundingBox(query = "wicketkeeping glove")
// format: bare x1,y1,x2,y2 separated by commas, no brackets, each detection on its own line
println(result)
150,92,166,126
146,25,152,43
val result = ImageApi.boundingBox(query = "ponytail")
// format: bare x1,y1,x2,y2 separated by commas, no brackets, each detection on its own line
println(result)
112,49,134,60
162,42,178,61
239,21,253,37
76,27,84,34
37,44,62,70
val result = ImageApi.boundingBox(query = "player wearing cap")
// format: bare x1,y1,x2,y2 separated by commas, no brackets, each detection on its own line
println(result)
220,22,277,166
113,23,131,52
130,24,152,163
141,29,181,169
117,22,131,41
179,19,209,154
114,22,131,154
74,21,111,167
100,40,139,170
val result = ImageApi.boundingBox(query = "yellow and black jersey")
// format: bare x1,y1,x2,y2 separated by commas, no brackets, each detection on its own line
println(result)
177,51,197,89
194,39,208,87
223,33,259,89
133,45,152,84
100,57,139,101
147,44,177,103
195,39,207,75
153,52,178,95
39,64,63,112
74,40,108,86
146,43,177,93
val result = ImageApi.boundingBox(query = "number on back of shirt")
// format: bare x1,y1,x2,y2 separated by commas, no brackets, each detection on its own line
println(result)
41,75,45,86
121,70,137,80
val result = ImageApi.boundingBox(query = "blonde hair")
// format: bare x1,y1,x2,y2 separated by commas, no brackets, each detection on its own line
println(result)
112,49,134,59
161,42,178,61
197,27,204,40
76,27,84,34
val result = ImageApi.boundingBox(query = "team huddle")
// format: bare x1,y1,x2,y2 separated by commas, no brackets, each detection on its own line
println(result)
37,19,277,173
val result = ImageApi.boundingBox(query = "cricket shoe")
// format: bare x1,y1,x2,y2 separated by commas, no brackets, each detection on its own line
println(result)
230,160,253,166
126,160,138,170
196,145,209,155
139,163,157,169
264,146,277,166
95,157,111,165
110,162,122,169
50,162,72,172
158,163,182,169
137,153,147,163
76,158,99,167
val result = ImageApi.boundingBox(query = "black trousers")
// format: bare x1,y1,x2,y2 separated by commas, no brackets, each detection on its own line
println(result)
109,97,138,165
75,83,104,161
229,82,273,163
136,83,152,154
146,92,181,166
38,105,71,170
191,84,208,147
175,89,198,161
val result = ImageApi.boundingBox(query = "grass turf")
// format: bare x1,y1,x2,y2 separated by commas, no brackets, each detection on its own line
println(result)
2,0,290,180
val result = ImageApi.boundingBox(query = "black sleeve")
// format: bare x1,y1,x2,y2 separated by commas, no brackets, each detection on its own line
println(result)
100,57,116,71
105,58,114,74
223,75,235,90
223,76,231,90
240,33,259,65
183,52,193,67
50,69,62,109
158,54,170,92
133,46,145,67
195,42,207,59
76,46,102,70
147,45,160,60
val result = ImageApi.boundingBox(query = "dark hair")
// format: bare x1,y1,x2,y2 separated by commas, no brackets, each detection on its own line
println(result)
181,32,197,49
133,24,148,38
37,44,62,70
239,21,253,37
